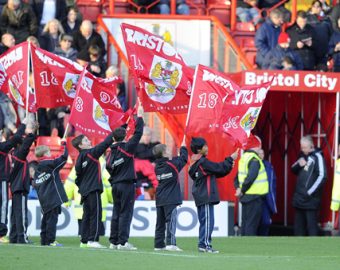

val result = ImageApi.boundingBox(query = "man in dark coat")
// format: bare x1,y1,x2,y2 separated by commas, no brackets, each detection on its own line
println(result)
287,10,316,70
328,17,340,72
72,20,106,60
307,1,333,70
0,0,38,44
291,135,327,236
30,0,66,28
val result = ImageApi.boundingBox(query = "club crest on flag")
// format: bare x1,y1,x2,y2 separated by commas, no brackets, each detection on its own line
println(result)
62,73,79,98
93,99,110,131
8,79,24,106
240,107,261,135
146,56,182,104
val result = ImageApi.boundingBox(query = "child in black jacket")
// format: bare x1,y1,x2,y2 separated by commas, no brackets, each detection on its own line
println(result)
0,124,25,244
153,137,188,252
72,132,114,248
188,137,238,253
9,122,37,244
33,141,68,246
106,115,144,250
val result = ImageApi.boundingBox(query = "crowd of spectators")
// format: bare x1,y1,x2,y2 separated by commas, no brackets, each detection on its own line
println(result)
248,0,340,72
0,0,127,138
2,1,340,136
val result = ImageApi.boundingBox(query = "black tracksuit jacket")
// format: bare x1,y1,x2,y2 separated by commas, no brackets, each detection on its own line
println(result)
189,156,234,207
75,134,113,197
33,143,68,214
106,117,144,184
9,132,36,194
155,146,188,207
291,149,327,210
0,124,25,182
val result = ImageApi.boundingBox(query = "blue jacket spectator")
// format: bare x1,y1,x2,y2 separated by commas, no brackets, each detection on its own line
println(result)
328,18,340,72
262,32,304,70
255,9,283,68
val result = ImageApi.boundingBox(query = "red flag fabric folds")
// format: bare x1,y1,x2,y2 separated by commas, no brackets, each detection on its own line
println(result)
86,71,123,112
31,45,84,108
0,42,33,110
121,23,192,114
186,65,271,147
69,70,124,138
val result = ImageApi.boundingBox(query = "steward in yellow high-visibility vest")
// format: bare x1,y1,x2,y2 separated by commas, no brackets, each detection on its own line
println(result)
331,158,340,211
235,149,268,236
64,156,113,236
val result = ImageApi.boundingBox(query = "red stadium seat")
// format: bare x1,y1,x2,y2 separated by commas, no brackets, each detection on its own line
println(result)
36,136,61,151
235,22,256,32
103,0,130,14
242,47,257,68
27,147,37,162
206,0,231,26
76,0,103,23
186,0,206,15
60,156,74,182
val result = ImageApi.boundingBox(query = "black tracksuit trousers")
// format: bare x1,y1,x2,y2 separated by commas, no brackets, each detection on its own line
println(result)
109,182,135,245
40,206,61,245
81,191,102,243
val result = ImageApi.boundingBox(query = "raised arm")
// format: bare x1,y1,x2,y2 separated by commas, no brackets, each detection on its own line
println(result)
90,133,114,159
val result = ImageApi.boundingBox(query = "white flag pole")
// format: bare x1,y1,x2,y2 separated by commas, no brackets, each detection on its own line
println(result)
184,65,199,130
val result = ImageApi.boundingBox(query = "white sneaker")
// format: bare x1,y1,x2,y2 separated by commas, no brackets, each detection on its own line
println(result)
154,247,166,251
117,242,137,250
165,245,183,252
87,241,106,249
109,243,118,250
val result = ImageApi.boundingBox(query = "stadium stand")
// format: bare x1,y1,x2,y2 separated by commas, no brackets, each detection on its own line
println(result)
206,0,231,26
76,0,104,23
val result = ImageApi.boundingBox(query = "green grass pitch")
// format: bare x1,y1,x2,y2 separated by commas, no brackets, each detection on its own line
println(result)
1,237,339,270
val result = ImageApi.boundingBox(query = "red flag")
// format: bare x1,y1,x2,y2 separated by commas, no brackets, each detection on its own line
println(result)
69,70,124,138
124,103,138,140
0,62,7,91
85,71,124,112
0,42,32,110
186,65,271,147
31,45,84,108
121,23,193,114
244,133,262,150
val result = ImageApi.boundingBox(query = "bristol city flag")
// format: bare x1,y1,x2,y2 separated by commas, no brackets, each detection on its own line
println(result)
186,65,272,147
31,45,84,108
85,70,123,112
69,70,124,138
0,42,34,111
121,23,193,114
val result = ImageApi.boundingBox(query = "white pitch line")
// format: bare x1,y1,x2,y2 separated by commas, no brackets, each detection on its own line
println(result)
2,245,339,260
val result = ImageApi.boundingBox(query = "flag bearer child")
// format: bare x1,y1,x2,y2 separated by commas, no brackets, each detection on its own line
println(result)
153,137,188,252
33,140,68,246
9,121,37,244
72,132,113,248
189,137,238,253
0,124,25,244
